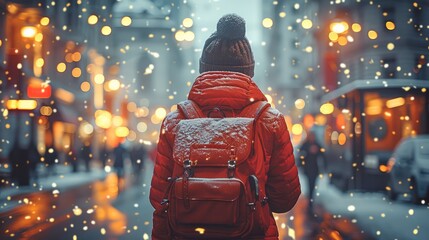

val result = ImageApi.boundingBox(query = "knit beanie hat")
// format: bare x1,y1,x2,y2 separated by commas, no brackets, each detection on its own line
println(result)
199,14,255,77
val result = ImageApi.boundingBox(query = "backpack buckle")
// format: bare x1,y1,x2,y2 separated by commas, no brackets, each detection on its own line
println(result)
183,159,194,177
227,160,236,178
228,160,236,169
184,159,192,168
161,199,169,205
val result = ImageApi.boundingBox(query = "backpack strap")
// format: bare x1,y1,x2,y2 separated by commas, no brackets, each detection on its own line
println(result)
239,101,271,160
177,100,204,119
238,101,270,120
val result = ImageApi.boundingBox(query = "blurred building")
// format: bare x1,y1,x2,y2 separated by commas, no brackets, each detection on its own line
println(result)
317,0,429,191
109,0,194,146
0,0,117,178
0,0,198,177
264,0,429,191
261,0,320,146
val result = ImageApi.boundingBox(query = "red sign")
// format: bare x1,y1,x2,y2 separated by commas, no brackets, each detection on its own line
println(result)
324,51,338,91
27,83,52,98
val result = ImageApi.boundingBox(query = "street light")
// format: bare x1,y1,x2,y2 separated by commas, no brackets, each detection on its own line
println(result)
328,19,354,46
21,26,37,38
95,110,112,129
330,21,349,34
6,99,37,110
105,79,121,92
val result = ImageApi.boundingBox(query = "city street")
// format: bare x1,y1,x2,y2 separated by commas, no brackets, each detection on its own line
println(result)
2,159,428,239
0,163,154,240
1,1,429,239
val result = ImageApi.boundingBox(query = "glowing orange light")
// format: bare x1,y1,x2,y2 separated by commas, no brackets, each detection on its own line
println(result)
330,21,348,34
379,165,388,173
27,84,51,98
328,32,339,42
338,36,348,46
386,97,405,108
21,26,37,38
320,103,334,115
303,114,314,130
338,133,347,145
351,23,361,32
368,30,378,40
6,100,37,110
385,21,395,31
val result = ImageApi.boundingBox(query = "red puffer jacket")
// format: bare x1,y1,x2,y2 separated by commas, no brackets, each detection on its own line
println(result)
150,71,301,239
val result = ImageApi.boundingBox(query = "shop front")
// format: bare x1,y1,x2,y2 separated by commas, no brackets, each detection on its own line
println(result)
321,79,429,191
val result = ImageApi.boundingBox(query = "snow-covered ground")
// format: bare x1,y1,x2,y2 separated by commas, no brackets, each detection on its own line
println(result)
315,174,429,239
0,165,106,214
2,164,429,240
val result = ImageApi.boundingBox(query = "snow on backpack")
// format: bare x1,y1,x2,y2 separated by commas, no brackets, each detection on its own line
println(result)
162,100,270,239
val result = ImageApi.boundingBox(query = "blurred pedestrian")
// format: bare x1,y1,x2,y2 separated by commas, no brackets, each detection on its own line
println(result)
28,141,41,183
113,141,127,192
9,141,30,186
68,148,78,173
130,143,146,182
298,131,325,212
8,142,20,184
99,143,109,168
81,142,92,172
44,145,58,176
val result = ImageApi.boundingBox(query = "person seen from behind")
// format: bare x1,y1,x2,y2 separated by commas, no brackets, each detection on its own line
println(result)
113,140,127,192
298,130,325,213
81,141,92,172
149,14,301,239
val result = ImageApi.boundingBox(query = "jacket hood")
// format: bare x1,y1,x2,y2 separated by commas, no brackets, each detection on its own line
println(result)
188,71,267,110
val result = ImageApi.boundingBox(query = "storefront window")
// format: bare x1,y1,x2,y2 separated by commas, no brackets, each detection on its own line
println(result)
364,91,425,154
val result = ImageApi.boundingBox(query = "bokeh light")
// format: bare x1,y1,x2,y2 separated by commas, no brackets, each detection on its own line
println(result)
80,81,91,92
368,30,378,40
155,107,167,119
330,21,348,34
385,21,395,30
72,68,81,78
301,19,313,29
94,74,105,84
262,18,273,28
329,32,339,42
106,79,120,91
294,99,306,109
351,23,361,32
21,26,37,38
88,15,98,25
40,17,50,26
338,36,348,46
57,62,66,72
115,127,130,138
121,16,132,26
320,103,334,115
291,124,303,135
183,18,193,28
101,26,112,35
175,30,185,41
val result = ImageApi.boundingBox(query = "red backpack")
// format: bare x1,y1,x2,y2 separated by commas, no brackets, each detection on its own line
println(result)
162,100,270,239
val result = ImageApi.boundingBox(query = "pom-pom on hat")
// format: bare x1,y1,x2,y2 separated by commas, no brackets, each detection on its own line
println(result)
199,14,255,77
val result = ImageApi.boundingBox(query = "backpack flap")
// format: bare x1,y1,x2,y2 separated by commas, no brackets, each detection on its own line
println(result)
172,178,243,225
168,177,252,238
189,143,231,167
173,117,254,168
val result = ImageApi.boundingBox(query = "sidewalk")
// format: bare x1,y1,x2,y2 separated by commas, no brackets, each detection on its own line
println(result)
275,173,370,239
0,163,106,214
311,174,429,239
